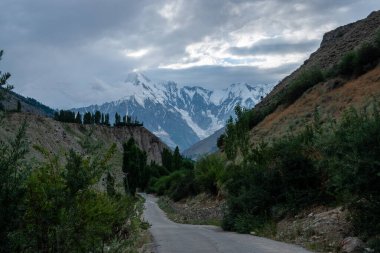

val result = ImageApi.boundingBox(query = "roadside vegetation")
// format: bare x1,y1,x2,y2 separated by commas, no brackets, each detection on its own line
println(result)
0,52,149,253
146,32,380,252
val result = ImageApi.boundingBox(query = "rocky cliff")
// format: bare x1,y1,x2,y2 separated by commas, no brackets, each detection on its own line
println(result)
0,112,169,190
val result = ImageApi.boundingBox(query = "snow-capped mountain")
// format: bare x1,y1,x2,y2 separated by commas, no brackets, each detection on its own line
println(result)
72,73,273,150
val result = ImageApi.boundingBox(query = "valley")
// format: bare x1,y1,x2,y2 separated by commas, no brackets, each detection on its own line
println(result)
1,3,380,253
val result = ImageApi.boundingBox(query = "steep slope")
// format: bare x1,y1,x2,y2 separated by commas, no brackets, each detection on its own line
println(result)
1,90,56,117
72,73,272,150
0,112,169,189
258,11,380,111
183,127,225,159
249,10,380,143
252,66,380,143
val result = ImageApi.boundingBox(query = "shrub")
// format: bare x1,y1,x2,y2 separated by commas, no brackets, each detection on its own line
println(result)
337,51,358,77
354,43,380,75
151,170,197,201
223,123,329,233
280,68,325,105
322,107,380,238
194,154,226,195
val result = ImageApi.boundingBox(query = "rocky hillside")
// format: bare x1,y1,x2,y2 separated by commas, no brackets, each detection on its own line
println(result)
0,90,56,117
0,112,168,189
249,10,380,143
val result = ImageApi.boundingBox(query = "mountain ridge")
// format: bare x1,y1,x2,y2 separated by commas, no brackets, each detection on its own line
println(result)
72,73,273,150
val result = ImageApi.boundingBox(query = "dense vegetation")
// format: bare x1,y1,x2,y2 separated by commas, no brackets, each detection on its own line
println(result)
0,53,147,252
0,127,147,252
221,106,380,246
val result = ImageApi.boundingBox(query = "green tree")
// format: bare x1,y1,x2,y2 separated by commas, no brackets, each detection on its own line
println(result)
75,112,82,124
0,122,29,252
94,111,101,124
114,112,121,126
83,112,92,124
172,146,182,170
104,113,110,126
16,101,21,112
162,148,173,172
0,50,13,101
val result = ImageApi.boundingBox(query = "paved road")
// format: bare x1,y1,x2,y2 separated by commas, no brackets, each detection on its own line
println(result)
142,194,313,253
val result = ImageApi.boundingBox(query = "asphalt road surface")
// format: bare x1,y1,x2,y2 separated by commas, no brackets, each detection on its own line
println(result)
142,194,313,253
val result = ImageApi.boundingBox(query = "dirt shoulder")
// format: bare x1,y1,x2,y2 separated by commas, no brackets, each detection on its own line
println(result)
157,193,224,226
157,194,353,253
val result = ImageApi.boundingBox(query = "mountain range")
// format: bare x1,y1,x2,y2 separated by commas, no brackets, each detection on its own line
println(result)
72,73,273,150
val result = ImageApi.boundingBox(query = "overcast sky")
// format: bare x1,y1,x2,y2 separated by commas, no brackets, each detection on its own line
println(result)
0,0,379,108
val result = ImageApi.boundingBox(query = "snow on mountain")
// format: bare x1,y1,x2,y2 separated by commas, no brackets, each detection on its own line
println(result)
72,72,273,150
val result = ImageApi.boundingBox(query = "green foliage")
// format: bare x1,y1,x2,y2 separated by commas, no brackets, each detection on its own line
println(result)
162,148,173,172
16,101,21,112
122,138,148,195
217,133,225,149
0,50,13,101
337,51,358,77
335,38,380,78
0,122,29,253
151,169,197,201
114,112,143,127
55,110,111,126
11,147,142,252
321,107,380,239
148,146,196,200
222,104,380,243
280,68,325,105
194,154,226,195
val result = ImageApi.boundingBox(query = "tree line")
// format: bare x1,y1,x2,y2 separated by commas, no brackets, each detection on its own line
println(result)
54,110,143,127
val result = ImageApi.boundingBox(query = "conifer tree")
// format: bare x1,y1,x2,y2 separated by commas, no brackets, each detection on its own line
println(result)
75,112,82,124
0,50,12,101
162,148,173,172
104,113,110,126
17,100,21,112
101,113,104,125
172,146,182,170
83,112,92,124
114,113,121,126
94,111,101,124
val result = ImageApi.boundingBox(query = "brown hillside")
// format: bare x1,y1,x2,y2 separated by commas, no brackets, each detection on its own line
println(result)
0,112,168,190
257,11,380,110
251,66,380,143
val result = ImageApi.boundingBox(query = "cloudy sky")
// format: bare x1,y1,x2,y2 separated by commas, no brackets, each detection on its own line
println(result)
0,0,379,108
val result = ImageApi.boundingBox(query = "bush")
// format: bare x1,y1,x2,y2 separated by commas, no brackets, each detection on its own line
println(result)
355,43,380,75
194,154,226,195
337,51,358,77
322,107,380,238
151,170,197,201
223,121,329,233
280,68,325,105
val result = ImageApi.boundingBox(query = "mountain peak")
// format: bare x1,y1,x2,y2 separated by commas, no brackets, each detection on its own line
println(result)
125,72,151,84
73,73,274,150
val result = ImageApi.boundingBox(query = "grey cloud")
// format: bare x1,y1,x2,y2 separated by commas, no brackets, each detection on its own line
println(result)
229,39,320,56
0,0,379,108
146,63,300,89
